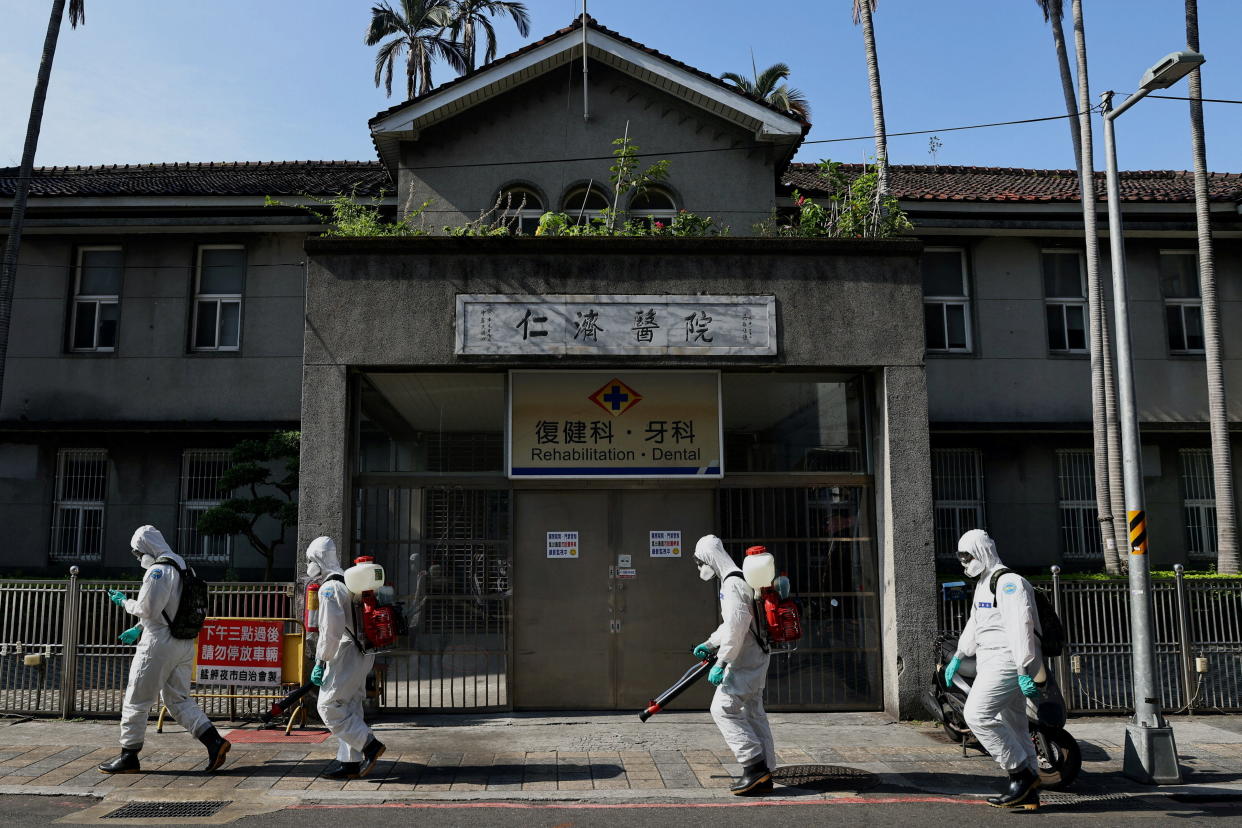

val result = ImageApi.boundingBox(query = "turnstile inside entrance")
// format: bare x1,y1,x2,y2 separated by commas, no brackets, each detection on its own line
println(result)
513,490,716,709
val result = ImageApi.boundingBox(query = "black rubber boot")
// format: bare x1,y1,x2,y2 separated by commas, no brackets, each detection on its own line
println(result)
359,736,386,778
986,767,1041,810
729,759,773,795
322,760,361,780
198,726,232,773
98,746,142,774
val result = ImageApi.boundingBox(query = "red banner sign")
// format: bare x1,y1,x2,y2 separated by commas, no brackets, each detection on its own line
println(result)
194,618,283,686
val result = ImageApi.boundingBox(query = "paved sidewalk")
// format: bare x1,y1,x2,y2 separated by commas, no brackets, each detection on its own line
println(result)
0,711,1239,804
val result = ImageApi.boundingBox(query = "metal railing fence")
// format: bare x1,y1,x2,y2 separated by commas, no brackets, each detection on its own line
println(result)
0,569,294,717
938,566,1242,713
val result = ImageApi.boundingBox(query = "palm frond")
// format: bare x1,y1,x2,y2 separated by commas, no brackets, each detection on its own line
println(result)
373,36,406,96
1034,0,1063,23
366,2,405,46
68,0,85,28
475,14,499,66
771,83,811,121
753,63,792,98
719,71,756,97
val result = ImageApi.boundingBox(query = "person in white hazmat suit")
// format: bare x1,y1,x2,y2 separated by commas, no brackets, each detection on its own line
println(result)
98,526,231,774
946,528,1044,811
691,534,776,796
306,537,386,779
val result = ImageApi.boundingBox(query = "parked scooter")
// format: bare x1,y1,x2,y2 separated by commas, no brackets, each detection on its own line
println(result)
923,634,1081,789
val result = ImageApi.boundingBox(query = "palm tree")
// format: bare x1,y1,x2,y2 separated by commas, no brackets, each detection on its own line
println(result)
0,0,85,410
853,0,888,196
449,0,530,73
1035,0,1125,574
720,62,811,122
366,0,467,99
1184,0,1238,573
1035,1,1080,163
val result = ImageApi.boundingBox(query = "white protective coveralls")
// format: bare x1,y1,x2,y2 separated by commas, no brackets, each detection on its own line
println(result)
955,529,1043,774
309,537,377,764
119,526,212,749
695,535,776,771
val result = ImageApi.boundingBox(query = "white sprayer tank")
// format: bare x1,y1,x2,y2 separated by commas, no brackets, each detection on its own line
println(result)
742,547,776,591
344,556,385,595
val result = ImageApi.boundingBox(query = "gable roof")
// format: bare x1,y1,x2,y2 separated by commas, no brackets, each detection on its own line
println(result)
782,163,1242,204
0,161,390,199
368,14,809,175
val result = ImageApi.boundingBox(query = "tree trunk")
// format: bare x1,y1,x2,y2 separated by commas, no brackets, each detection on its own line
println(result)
1186,0,1238,573
1048,9,1081,166
406,40,417,100
419,44,433,96
465,18,476,71
1068,1,1123,574
0,0,68,411
857,3,889,196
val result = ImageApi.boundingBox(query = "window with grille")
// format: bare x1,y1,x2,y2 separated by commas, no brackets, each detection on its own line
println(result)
1042,250,1087,354
1180,448,1217,560
50,449,108,561
1056,449,1102,559
922,248,971,353
629,187,677,231
70,247,122,352
932,449,986,559
178,450,233,563
192,246,245,351
1160,251,1203,354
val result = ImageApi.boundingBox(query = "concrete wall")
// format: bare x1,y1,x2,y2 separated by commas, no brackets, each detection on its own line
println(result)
926,236,1242,425
2,232,305,422
399,62,780,235
300,235,934,717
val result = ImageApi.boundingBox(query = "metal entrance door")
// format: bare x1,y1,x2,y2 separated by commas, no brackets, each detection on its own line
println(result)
513,490,715,709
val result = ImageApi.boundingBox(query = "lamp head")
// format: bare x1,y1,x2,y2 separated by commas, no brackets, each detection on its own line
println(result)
1139,50,1205,91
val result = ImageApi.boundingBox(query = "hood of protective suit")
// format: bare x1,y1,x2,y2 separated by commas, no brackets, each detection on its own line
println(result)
694,534,740,582
957,528,1003,578
131,525,174,569
306,536,343,579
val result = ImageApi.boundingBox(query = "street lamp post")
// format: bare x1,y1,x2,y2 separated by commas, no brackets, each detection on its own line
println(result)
1101,49,1204,786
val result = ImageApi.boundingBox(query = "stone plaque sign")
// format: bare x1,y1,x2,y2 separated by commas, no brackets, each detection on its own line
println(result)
456,294,776,356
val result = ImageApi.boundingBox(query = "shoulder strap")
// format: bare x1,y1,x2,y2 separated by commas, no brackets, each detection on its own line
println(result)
153,557,185,628
324,573,344,583
989,567,1015,599
723,571,743,583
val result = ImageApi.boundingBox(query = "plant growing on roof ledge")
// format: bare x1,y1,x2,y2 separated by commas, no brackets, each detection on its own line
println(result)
758,159,910,239
264,191,431,236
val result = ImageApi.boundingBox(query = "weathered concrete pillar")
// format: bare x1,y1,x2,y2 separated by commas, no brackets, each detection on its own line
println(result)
879,364,936,718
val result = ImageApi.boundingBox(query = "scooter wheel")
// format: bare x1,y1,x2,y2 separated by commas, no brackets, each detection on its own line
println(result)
1032,725,1081,790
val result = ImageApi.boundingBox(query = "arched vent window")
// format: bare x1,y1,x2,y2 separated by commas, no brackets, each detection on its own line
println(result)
630,188,677,229
498,185,544,235
561,185,611,224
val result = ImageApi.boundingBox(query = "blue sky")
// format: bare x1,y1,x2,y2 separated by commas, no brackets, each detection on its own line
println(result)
3,0,1240,172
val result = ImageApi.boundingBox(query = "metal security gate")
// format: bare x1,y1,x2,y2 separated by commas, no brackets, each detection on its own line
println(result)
938,569,1242,713
355,484,511,710
719,482,882,710
0,574,293,717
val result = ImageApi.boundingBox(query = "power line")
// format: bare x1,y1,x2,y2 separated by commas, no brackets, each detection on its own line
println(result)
1147,93,1242,105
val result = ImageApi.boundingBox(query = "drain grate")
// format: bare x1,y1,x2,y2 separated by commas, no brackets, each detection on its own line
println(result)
772,764,880,792
103,800,231,819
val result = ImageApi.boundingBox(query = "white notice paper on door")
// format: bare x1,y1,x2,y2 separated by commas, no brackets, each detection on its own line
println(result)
547,531,579,558
649,530,682,557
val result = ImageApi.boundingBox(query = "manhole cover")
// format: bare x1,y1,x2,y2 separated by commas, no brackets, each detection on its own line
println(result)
772,764,880,792
103,800,231,819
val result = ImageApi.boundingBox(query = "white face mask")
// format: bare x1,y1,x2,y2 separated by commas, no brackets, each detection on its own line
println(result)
307,561,322,580
139,554,156,570
961,555,985,578
698,563,715,582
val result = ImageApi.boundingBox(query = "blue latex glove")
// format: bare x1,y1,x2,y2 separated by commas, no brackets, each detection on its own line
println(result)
108,589,128,608
944,656,961,688
1018,674,1041,699
692,641,717,659
118,625,142,645
774,575,791,600
310,661,326,687
708,663,726,686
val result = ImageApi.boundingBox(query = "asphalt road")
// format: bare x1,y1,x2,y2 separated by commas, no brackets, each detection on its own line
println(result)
4,794,1239,827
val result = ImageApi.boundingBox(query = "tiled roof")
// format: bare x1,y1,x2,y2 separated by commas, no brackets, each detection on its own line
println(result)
782,163,1242,204
370,15,811,131
0,161,391,198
